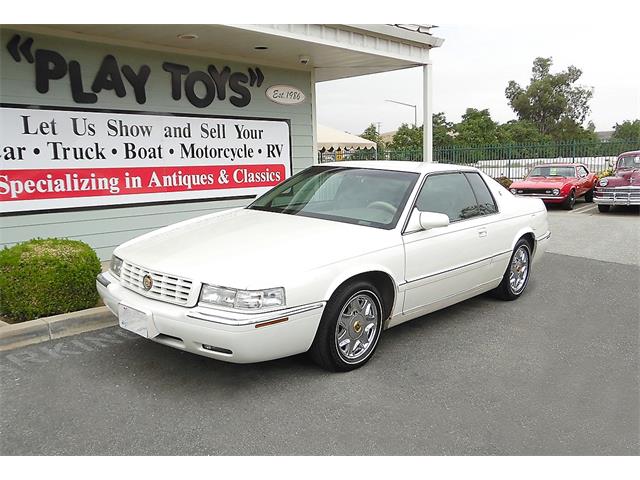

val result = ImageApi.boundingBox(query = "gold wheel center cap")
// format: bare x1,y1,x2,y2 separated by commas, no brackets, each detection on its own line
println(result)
353,320,362,333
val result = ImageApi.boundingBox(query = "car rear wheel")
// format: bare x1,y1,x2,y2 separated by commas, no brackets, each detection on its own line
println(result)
598,204,611,213
309,281,383,372
491,239,532,301
562,190,576,210
584,188,594,202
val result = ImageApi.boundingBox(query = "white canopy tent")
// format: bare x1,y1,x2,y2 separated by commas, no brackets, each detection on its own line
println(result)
317,125,376,151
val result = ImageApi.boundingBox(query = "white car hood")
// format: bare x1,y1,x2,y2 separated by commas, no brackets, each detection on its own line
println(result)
115,208,398,289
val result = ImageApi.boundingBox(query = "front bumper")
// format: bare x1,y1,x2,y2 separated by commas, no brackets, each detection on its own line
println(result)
594,187,640,206
97,271,325,363
514,193,566,203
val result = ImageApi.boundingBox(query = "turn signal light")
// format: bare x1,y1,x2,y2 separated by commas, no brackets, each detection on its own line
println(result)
254,317,288,329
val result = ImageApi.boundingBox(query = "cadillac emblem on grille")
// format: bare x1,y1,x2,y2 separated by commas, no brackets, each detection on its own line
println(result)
142,274,153,291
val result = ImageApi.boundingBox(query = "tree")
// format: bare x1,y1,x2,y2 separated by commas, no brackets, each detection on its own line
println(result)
611,120,640,142
453,108,499,146
389,113,455,150
360,123,386,158
360,123,384,149
389,123,423,151
550,118,598,142
433,112,455,148
505,57,593,139
496,119,550,144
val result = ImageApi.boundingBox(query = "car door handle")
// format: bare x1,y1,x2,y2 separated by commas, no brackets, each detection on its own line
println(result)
478,228,487,238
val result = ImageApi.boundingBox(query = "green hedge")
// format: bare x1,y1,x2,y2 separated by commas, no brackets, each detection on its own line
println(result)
0,238,101,322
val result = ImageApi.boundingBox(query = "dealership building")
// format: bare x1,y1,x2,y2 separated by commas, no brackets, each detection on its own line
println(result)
0,24,443,259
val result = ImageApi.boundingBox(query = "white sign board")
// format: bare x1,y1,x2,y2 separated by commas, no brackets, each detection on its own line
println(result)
0,106,291,213
265,85,306,105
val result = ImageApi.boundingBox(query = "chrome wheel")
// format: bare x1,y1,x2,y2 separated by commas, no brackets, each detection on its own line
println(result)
509,245,529,294
335,291,380,363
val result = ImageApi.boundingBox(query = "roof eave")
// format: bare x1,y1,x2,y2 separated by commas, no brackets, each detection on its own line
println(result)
341,24,445,48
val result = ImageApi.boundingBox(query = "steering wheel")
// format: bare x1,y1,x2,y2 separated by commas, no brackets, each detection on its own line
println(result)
367,201,397,216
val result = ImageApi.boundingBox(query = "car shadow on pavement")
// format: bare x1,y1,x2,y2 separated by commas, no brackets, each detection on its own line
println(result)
98,284,515,390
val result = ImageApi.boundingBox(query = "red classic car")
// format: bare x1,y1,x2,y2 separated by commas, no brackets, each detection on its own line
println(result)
509,163,598,210
594,151,640,212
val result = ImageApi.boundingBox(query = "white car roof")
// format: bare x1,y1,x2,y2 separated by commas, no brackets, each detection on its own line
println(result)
319,161,479,174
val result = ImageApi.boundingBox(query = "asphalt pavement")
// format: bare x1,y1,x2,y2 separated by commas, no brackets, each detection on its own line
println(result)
1,208,638,455
545,202,639,266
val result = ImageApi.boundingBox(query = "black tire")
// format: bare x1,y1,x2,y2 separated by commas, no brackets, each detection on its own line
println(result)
309,280,384,372
562,190,576,210
598,204,611,213
584,188,594,203
491,239,532,301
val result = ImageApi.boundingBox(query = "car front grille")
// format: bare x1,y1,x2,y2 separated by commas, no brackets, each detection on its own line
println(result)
595,187,640,203
120,260,195,306
515,188,559,196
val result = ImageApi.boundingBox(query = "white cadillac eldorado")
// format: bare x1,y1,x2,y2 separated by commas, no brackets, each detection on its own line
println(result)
97,161,550,371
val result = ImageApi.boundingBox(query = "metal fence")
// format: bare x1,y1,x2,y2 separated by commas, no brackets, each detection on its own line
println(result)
317,140,640,179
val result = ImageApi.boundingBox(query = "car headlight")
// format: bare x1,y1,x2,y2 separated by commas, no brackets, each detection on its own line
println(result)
200,285,285,310
599,178,608,187
110,255,123,277
510,188,517,194
552,189,560,195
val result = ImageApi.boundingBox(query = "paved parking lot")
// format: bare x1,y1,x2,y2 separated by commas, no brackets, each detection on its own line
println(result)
1,207,638,455
546,202,639,266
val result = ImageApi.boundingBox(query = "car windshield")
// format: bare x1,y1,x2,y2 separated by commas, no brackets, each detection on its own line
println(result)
617,155,640,169
248,166,419,229
528,166,576,178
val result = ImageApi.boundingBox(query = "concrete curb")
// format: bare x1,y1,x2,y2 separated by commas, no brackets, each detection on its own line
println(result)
0,306,117,351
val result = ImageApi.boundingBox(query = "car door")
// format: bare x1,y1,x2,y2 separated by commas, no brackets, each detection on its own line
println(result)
576,165,589,195
401,171,499,315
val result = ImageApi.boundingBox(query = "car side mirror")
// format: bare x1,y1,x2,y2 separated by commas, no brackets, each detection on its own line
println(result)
406,208,450,232
419,211,450,230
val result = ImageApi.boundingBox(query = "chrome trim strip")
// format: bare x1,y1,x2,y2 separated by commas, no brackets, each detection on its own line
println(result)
400,277,503,317
187,302,326,326
398,249,512,287
96,273,111,288
594,198,640,206
536,231,551,241
516,194,564,200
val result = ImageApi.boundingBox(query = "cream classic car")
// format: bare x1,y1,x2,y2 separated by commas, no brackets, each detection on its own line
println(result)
97,161,550,371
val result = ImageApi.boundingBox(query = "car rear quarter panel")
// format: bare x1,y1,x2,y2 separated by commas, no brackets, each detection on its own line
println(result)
483,174,548,270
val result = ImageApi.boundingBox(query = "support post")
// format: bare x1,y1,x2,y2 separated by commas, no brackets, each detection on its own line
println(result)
311,67,318,166
423,62,433,162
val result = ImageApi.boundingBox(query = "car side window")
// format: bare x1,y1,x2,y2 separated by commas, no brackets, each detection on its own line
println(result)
464,172,498,215
577,166,588,177
415,172,481,222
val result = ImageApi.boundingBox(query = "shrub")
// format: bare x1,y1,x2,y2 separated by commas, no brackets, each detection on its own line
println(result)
597,167,613,179
494,176,513,188
0,238,101,322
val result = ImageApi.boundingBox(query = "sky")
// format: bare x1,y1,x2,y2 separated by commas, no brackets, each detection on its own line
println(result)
316,22,640,136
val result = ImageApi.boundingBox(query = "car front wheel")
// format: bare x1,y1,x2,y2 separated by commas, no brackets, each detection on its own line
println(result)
309,281,384,372
598,204,611,213
585,188,594,202
563,190,576,210
492,239,532,301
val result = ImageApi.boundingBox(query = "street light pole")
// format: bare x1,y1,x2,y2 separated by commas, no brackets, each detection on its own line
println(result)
385,99,417,127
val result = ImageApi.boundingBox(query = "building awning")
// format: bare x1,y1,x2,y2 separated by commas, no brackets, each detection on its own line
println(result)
317,125,376,151
17,24,443,82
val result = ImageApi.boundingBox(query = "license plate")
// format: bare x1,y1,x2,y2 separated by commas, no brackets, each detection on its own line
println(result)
118,303,150,338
